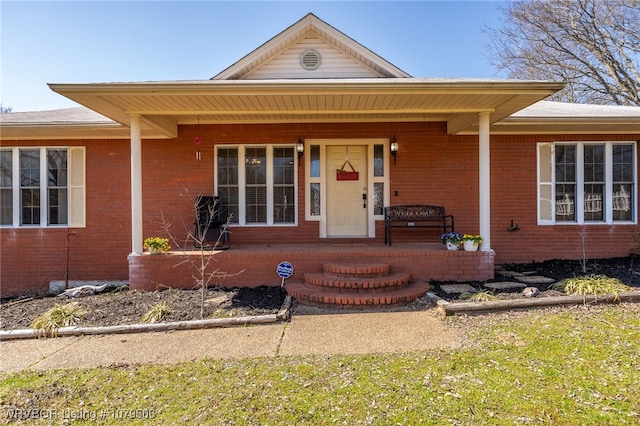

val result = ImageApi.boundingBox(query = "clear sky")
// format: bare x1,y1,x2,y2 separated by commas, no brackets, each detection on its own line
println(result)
1,1,507,112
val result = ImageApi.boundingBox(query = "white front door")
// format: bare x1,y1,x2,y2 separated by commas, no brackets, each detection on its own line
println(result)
326,145,368,237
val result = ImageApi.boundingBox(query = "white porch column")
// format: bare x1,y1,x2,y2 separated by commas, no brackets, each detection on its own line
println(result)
478,112,491,250
130,115,143,253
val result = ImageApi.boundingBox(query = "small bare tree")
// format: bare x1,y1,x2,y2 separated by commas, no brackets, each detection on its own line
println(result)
158,190,242,319
487,0,640,106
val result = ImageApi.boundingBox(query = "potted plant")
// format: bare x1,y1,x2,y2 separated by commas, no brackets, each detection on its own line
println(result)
462,234,482,251
143,237,170,254
440,232,463,250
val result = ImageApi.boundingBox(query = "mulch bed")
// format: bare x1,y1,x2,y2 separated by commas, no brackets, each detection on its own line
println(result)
2,256,639,331
0,286,287,331
430,256,640,302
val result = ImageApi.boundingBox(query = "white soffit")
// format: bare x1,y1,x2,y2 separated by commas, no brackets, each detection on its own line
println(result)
46,78,565,137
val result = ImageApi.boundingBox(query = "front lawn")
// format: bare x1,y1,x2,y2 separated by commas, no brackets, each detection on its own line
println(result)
2,304,639,425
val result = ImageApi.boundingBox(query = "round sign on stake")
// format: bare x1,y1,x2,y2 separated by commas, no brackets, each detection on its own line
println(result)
277,261,294,286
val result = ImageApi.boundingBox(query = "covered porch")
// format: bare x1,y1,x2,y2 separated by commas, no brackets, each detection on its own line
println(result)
128,243,495,294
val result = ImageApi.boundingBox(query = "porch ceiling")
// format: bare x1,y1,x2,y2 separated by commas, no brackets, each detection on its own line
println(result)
48,78,564,138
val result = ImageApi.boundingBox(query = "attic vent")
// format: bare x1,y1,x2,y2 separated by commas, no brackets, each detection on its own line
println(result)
300,49,321,71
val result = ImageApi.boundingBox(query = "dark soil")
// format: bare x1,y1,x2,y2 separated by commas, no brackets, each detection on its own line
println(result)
430,256,640,302
2,256,639,331
0,286,287,331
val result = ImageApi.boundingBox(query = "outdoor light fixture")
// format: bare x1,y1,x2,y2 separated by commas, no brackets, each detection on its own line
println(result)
297,136,305,162
390,135,398,164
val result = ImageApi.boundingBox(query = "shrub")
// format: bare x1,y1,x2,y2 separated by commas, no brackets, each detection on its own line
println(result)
469,291,498,302
556,275,631,299
141,302,173,323
31,302,86,337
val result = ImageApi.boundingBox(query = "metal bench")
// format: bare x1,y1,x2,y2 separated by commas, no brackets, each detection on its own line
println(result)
384,205,454,246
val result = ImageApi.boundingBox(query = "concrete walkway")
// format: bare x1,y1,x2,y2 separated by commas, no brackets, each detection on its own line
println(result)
1,310,463,373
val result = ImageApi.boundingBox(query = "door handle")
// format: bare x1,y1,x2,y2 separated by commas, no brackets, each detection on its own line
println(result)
362,193,367,208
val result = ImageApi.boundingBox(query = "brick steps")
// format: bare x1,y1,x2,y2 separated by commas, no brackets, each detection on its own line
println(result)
322,262,391,278
287,261,430,309
287,281,430,309
304,272,411,291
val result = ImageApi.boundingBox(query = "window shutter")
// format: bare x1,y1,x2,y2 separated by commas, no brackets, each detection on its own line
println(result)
68,147,86,227
538,143,553,224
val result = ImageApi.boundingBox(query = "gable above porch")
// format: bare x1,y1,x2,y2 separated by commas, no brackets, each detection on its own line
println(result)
212,13,411,80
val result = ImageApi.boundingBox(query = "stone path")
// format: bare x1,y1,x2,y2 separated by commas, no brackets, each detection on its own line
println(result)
483,282,527,291
437,269,557,298
440,284,477,295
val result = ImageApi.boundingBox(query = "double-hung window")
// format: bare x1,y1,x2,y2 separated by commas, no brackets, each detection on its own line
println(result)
0,147,85,227
538,142,636,224
216,145,296,225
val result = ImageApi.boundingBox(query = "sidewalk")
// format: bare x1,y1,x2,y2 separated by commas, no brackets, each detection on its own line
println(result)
1,310,463,373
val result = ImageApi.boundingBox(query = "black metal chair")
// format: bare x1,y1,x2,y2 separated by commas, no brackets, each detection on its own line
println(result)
194,196,230,250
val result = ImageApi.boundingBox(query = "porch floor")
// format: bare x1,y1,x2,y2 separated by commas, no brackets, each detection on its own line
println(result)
128,243,495,292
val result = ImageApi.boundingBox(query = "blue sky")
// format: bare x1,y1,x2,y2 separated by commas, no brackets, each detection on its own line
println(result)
1,1,507,112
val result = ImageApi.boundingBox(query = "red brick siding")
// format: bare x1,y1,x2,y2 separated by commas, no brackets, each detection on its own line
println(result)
2,124,638,295
490,134,639,263
1,139,131,296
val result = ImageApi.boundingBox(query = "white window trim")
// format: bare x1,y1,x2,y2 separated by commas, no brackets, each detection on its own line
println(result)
303,138,390,238
214,144,298,227
537,141,637,225
1,146,86,228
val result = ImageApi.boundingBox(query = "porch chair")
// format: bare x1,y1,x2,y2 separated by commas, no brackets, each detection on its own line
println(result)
194,196,230,250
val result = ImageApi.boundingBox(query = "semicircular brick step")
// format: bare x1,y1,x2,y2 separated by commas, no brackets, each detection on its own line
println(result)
286,261,430,309
303,272,411,291
322,262,391,278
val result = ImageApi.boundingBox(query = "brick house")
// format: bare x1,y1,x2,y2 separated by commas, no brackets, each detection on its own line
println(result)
1,14,639,298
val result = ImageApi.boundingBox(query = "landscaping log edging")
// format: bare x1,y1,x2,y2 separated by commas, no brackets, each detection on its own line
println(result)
0,296,292,341
436,291,640,318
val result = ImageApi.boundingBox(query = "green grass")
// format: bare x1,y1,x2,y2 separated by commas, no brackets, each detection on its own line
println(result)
3,305,640,425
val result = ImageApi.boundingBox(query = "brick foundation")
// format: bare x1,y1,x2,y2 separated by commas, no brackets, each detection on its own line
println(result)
128,244,495,291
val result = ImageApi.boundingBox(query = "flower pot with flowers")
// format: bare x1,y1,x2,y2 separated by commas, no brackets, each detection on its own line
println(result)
440,232,463,250
143,237,170,254
462,234,482,251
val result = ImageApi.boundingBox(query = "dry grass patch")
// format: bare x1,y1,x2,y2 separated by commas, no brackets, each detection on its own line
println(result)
30,302,86,337
555,275,632,298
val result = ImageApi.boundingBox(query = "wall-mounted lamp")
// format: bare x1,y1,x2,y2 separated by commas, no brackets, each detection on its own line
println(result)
390,135,398,164
297,136,305,163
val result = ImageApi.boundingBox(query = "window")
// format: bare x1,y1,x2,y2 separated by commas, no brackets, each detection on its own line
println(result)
372,144,385,215
0,147,85,227
245,147,266,224
0,150,13,225
216,145,296,225
308,145,321,216
47,149,69,225
273,147,295,223
538,142,636,225
217,147,239,225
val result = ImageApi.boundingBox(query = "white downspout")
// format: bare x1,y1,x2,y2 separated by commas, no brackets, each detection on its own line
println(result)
130,115,143,253
478,112,491,250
